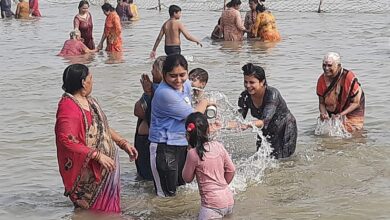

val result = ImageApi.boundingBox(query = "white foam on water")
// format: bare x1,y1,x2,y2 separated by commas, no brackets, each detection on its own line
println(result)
314,117,351,138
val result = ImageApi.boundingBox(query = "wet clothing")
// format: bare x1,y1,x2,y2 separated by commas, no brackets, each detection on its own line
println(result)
29,0,41,17
182,141,235,210
150,143,187,197
55,94,121,213
317,68,365,132
16,1,29,19
252,11,281,42
116,2,132,21
199,205,234,220
104,11,122,52
220,7,246,41
74,12,95,50
164,45,181,56
1,0,14,18
58,39,87,56
244,10,257,38
238,86,297,159
129,4,139,20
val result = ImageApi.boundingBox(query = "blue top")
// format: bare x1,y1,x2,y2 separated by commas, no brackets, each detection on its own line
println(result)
149,80,193,146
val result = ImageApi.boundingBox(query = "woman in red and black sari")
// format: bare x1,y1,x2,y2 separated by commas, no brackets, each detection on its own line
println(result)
55,64,138,213
316,52,365,132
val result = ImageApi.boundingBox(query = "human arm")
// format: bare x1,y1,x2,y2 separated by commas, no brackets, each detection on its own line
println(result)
110,128,138,161
338,87,362,117
235,10,247,32
223,145,235,184
318,96,329,120
15,3,20,19
180,23,202,47
73,16,80,29
150,26,165,59
182,149,197,183
97,31,106,51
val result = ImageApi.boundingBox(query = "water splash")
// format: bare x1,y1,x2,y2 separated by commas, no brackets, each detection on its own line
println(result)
314,117,351,138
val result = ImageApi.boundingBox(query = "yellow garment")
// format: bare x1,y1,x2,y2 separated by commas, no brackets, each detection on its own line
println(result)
130,4,139,20
17,2,30,19
252,11,281,42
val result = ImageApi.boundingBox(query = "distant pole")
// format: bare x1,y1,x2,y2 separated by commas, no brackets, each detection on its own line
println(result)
223,0,226,10
158,0,161,11
317,0,323,13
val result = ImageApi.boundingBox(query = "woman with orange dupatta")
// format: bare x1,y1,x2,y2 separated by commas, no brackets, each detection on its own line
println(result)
98,3,122,52
29,0,41,17
316,52,365,132
55,64,138,213
251,4,281,42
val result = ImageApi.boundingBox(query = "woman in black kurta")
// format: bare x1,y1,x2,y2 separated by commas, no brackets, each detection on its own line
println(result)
238,63,297,159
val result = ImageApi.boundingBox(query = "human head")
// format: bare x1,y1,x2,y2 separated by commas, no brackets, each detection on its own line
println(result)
151,56,166,83
185,112,209,160
242,63,266,94
248,0,258,11
78,0,89,13
62,64,92,95
189,68,208,93
128,0,133,4
226,0,241,9
69,29,81,40
101,3,115,15
162,54,188,90
322,52,341,77
255,2,266,12
169,5,181,18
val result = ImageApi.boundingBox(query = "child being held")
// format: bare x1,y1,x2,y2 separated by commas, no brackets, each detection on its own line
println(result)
182,112,236,220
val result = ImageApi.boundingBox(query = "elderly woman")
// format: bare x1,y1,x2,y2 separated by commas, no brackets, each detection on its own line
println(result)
58,30,96,56
317,52,365,132
55,64,138,213
74,0,95,50
220,0,248,41
238,63,297,159
98,3,122,52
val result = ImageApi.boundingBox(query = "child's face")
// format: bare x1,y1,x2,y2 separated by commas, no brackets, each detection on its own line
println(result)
191,79,207,98
164,65,188,90
174,11,182,19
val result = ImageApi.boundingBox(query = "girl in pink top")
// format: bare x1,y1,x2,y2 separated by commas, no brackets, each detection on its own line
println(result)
182,112,236,220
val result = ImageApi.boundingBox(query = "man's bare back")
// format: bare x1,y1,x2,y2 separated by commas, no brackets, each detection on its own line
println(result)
163,19,182,46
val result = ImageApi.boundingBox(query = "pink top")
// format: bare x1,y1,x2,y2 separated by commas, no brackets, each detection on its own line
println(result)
220,7,246,41
58,39,86,56
182,141,235,209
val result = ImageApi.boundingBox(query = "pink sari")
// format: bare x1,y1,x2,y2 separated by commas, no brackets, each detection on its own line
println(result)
29,0,41,17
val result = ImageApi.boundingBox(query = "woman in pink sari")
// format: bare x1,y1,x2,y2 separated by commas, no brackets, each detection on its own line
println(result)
74,0,95,50
220,0,248,41
58,30,96,56
29,0,41,17
55,64,138,213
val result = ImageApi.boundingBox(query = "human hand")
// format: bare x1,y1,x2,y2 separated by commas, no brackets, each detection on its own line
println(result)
320,113,329,121
150,50,156,59
97,153,116,172
209,120,222,133
123,142,138,161
97,43,103,51
140,74,153,95
197,41,203,47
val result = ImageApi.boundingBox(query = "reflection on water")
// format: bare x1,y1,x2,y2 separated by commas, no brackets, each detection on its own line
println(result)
1,1,390,219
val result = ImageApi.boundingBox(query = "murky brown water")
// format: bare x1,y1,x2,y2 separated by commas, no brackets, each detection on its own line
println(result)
0,1,389,219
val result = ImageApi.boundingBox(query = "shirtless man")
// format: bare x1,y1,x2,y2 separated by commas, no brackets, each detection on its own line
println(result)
150,5,202,59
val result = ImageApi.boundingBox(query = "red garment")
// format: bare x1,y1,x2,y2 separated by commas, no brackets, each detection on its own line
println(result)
29,0,41,17
74,12,95,50
58,39,86,56
104,12,122,52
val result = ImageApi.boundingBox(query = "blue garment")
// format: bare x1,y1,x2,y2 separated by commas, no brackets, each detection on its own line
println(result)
149,80,193,146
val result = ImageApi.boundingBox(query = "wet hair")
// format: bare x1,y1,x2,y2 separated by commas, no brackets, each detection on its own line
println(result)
101,3,115,12
185,112,209,161
189,68,209,84
162,54,188,75
128,0,133,3
62,64,90,94
78,0,89,9
242,63,267,84
226,0,241,8
255,3,266,12
169,5,181,17
153,56,166,74
69,29,81,39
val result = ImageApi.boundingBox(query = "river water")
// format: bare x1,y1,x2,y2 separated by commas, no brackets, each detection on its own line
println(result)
0,0,389,219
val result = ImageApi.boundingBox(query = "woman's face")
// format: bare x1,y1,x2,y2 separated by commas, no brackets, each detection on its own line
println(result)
79,4,89,14
244,75,264,95
249,1,257,10
83,72,93,96
164,65,188,91
322,60,339,78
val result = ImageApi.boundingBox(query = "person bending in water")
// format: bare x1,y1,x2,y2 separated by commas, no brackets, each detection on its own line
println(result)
150,5,202,59
316,52,365,132
182,112,235,220
58,30,96,56
237,63,297,159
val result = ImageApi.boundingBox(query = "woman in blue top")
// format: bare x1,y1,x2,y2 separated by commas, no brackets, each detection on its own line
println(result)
149,54,209,197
